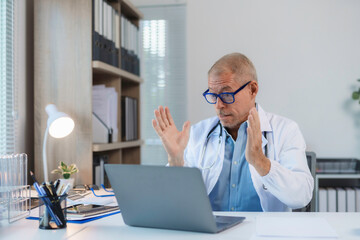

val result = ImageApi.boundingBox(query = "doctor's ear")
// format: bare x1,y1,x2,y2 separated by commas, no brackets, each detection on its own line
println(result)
249,81,258,96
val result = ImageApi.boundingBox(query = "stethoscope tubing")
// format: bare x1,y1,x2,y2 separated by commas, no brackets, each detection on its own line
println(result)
199,120,269,170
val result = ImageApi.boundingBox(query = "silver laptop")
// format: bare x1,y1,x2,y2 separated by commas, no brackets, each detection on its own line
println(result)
104,164,245,233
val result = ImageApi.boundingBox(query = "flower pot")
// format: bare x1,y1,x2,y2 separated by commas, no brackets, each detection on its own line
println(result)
59,178,75,190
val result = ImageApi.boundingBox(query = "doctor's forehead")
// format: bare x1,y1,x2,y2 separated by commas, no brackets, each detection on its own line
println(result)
208,85,233,92
208,73,238,90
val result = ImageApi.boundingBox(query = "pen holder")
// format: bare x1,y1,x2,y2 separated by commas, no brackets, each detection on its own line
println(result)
39,194,67,229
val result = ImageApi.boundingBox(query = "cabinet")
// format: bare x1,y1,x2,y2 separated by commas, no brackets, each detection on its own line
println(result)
34,0,143,184
315,174,360,211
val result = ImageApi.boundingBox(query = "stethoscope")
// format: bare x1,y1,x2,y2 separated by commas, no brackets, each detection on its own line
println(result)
198,120,269,170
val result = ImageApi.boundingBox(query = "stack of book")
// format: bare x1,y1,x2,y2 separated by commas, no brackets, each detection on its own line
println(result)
121,96,138,141
66,204,119,220
92,0,120,67
121,15,140,76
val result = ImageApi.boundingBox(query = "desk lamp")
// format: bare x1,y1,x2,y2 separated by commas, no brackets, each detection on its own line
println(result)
43,104,75,182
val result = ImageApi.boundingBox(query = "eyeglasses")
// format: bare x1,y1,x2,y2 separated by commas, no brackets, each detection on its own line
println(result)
203,81,251,104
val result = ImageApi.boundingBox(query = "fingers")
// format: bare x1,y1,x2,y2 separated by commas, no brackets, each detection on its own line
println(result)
249,107,260,127
159,106,170,126
247,107,261,143
165,106,174,125
152,119,163,137
154,106,170,131
154,106,167,130
247,116,255,143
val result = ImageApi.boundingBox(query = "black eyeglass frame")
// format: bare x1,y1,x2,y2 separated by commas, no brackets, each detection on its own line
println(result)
202,81,252,104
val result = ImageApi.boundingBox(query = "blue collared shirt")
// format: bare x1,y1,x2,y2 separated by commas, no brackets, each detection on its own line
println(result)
209,121,262,211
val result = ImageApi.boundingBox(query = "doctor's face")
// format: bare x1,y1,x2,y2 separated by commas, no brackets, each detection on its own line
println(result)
208,72,257,130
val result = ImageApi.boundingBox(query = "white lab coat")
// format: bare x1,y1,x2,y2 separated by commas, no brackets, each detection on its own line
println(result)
183,104,314,212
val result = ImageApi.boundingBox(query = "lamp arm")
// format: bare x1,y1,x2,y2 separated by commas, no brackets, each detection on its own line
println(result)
42,125,49,182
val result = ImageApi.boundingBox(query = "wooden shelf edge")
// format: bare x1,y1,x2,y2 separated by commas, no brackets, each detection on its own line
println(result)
93,139,144,152
92,61,143,84
121,0,144,19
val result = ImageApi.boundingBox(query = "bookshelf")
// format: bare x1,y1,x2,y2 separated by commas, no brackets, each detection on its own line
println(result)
34,0,143,184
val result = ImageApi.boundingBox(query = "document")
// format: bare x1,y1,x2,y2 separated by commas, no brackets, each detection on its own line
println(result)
346,188,355,212
355,188,360,212
327,188,337,212
255,216,338,239
92,85,118,143
66,204,119,220
336,188,346,212
319,188,327,212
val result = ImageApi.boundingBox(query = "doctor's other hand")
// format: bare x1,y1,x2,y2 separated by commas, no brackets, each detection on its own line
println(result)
152,106,191,166
246,107,270,176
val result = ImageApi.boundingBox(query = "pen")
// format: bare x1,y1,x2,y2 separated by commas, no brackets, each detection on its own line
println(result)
61,183,71,195
30,171,63,227
54,179,60,191
50,183,58,198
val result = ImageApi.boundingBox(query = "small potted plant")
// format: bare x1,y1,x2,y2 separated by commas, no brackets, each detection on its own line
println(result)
51,161,79,189
352,79,360,103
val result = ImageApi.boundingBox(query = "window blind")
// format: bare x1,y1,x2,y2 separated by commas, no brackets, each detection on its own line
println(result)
0,0,15,154
139,5,187,165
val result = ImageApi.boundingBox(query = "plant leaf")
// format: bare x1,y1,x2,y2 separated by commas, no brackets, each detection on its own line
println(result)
69,164,76,171
51,169,62,174
70,167,79,174
352,92,359,100
61,161,67,171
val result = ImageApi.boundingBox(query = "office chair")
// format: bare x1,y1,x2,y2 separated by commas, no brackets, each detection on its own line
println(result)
293,151,316,212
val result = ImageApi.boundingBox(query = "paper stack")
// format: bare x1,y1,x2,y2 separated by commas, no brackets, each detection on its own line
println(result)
92,85,118,143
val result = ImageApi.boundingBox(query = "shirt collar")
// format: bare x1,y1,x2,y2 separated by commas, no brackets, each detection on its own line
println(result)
222,120,248,142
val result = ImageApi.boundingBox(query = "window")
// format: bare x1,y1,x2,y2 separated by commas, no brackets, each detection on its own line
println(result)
139,5,187,165
0,0,15,154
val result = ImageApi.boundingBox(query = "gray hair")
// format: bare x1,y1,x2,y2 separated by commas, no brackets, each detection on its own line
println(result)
208,53,258,83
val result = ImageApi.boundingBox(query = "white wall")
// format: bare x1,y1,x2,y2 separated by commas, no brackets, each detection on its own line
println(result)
187,0,360,158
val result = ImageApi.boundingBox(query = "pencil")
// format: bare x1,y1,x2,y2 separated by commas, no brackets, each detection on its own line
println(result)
30,171,38,184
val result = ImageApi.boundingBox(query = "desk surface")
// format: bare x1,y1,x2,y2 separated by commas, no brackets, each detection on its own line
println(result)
2,212,360,239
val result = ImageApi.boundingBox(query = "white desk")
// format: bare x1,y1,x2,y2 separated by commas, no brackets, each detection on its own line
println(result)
2,212,360,239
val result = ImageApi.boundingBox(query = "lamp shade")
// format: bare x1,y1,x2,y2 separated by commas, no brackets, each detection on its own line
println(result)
45,104,75,138
43,104,75,182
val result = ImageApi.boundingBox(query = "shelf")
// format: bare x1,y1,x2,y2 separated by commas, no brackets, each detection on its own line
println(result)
121,0,143,19
316,174,360,179
93,139,144,152
92,61,143,84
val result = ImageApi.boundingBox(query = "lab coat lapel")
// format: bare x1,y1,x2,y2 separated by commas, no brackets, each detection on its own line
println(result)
257,104,272,155
202,121,225,194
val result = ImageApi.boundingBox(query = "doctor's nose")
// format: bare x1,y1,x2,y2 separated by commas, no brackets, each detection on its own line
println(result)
215,97,225,109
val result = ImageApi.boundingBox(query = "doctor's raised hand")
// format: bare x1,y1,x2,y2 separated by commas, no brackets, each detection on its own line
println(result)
152,106,191,166
246,107,271,176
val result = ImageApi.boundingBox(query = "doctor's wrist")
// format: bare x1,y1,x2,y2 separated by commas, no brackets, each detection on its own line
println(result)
168,155,184,167
253,156,271,176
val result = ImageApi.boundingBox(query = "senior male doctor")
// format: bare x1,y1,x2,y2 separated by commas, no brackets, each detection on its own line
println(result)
152,53,314,212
